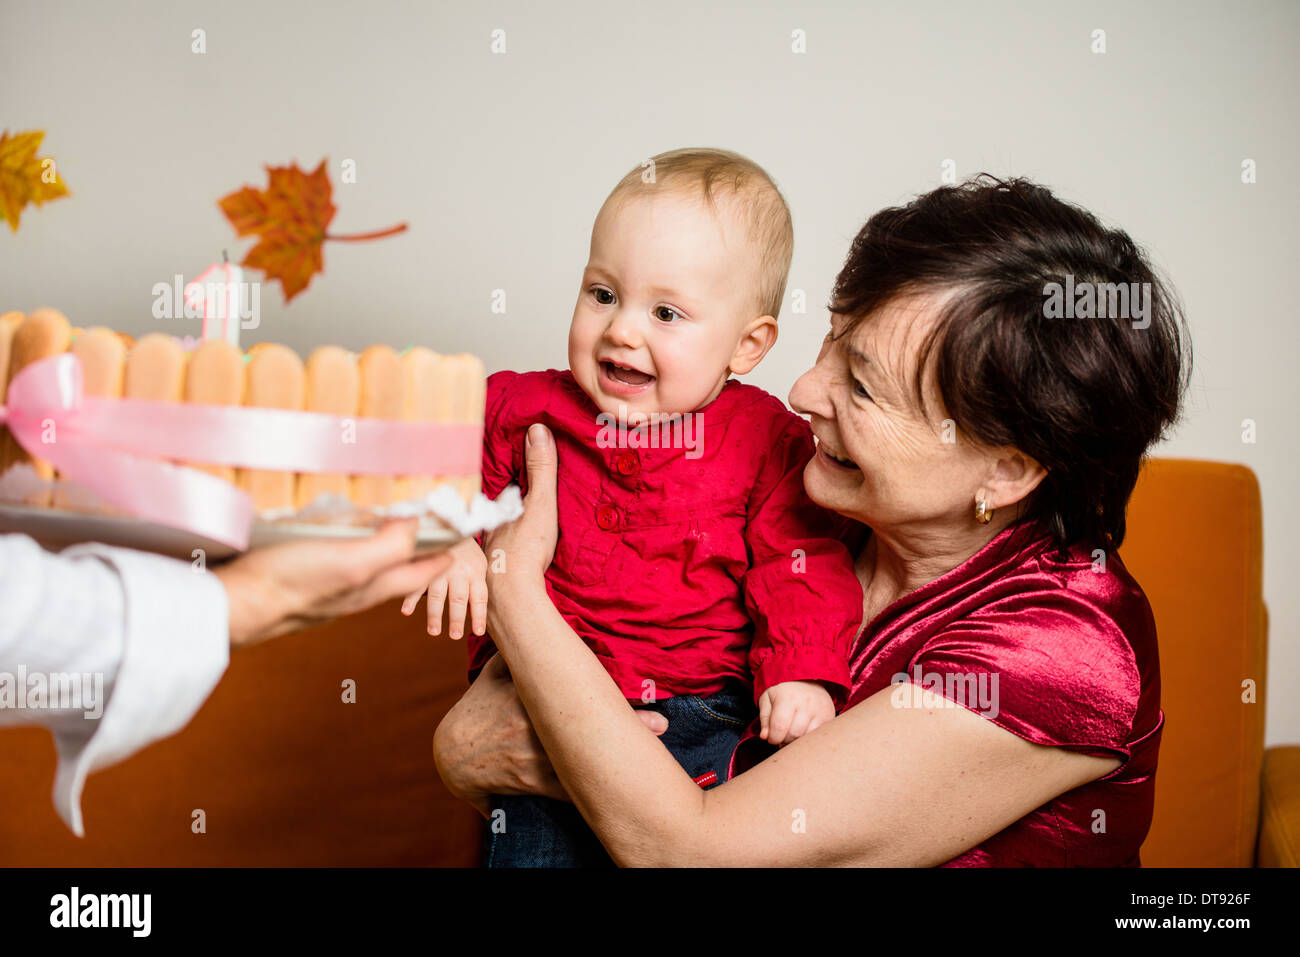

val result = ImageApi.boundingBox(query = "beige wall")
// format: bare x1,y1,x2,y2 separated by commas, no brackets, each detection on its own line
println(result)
3,0,1297,742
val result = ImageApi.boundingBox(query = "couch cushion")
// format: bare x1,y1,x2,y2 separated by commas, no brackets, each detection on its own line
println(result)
1122,459,1266,866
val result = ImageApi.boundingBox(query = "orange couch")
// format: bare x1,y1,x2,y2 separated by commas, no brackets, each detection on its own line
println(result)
0,597,484,866
1122,459,1295,866
0,457,1294,866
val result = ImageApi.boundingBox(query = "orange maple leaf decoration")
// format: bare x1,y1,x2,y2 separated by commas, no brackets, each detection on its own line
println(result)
0,129,70,232
218,159,407,302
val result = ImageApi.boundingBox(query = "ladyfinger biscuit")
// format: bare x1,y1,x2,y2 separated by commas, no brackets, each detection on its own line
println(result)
296,345,359,509
0,312,28,493
125,333,186,401
408,351,485,505
393,347,446,503
447,354,486,504
183,339,244,483
71,326,127,398
236,343,304,512
0,309,73,503
351,345,404,508
0,311,24,402
120,334,188,505
53,327,127,509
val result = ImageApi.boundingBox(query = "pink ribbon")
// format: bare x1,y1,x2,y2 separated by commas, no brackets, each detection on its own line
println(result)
0,354,483,551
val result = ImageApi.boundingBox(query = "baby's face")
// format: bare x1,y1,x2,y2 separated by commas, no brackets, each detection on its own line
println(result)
568,190,762,418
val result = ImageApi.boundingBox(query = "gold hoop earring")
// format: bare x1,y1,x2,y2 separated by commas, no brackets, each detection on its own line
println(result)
975,498,994,525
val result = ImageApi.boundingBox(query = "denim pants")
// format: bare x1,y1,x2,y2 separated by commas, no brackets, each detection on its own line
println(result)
483,679,756,867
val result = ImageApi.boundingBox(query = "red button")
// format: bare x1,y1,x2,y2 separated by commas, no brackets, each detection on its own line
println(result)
595,505,620,531
614,451,639,476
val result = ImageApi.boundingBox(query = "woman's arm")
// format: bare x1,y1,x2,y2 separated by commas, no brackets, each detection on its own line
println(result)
433,653,572,816
433,654,673,816
485,426,1120,866
1,519,452,837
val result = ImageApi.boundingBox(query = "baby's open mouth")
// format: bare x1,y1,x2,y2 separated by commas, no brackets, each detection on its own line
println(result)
601,360,655,387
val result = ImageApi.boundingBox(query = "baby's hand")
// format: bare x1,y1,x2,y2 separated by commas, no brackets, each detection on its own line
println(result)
400,537,488,639
758,680,836,747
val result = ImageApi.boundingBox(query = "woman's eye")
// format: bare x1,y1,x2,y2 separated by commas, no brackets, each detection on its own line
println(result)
592,287,615,305
654,305,683,323
852,377,873,401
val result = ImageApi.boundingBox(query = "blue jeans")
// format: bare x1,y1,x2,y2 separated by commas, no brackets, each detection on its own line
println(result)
483,679,756,867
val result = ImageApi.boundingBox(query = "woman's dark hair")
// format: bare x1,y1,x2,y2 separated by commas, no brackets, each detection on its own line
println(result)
830,174,1191,551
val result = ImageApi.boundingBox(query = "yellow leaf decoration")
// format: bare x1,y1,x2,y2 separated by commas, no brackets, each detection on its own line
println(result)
0,129,70,232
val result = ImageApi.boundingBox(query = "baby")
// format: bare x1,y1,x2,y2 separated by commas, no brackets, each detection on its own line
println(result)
404,148,862,866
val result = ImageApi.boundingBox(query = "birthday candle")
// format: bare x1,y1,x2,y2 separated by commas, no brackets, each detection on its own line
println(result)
186,259,245,348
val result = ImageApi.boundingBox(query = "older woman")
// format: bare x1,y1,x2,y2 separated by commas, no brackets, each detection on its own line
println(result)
434,176,1190,866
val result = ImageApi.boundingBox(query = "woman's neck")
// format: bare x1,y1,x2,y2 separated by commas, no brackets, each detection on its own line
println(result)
855,511,1022,623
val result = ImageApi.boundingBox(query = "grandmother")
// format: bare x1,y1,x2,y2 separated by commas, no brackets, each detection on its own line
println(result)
434,176,1190,866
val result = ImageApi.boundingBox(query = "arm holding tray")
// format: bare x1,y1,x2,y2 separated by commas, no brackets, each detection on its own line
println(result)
1,519,454,836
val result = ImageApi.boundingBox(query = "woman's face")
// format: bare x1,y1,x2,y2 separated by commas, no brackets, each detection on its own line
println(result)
789,295,995,533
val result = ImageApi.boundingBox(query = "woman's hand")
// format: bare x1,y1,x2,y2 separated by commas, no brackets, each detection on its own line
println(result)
215,518,454,649
433,653,569,815
434,653,670,816
438,422,566,815
437,424,670,815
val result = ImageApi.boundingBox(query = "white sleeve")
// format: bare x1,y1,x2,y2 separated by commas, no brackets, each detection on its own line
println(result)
0,533,230,836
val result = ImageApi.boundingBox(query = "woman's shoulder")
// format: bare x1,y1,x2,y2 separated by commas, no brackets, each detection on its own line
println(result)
963,528,1158,674
889,525,1163,866
865,520,1159,762
979,531,1160,750
920,519,1156,651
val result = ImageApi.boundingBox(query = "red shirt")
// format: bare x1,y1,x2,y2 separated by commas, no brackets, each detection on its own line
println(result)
731,517,1164,866
468,369,862,704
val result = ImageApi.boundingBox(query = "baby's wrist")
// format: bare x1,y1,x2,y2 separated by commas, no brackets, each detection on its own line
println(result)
766,677,834,695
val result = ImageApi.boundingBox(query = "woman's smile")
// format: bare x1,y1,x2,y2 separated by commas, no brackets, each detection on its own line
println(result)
814,438,861,472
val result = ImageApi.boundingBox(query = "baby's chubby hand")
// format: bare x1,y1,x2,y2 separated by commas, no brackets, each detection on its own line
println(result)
400,537,488,639
758,679,836,747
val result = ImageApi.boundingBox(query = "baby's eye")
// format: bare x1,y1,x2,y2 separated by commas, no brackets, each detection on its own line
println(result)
654,305,683,323
591,287,615,305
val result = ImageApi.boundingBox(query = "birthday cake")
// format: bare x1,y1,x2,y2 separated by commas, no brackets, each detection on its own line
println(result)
0,308,488,537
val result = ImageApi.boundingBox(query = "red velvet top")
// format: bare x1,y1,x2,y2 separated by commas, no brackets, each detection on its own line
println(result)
468,369,863,704
730,517,1164,866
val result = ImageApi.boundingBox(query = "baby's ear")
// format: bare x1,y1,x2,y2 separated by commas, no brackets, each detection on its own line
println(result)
729,315,779,374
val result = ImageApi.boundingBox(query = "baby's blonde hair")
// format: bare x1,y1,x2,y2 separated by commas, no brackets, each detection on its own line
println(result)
602,148,794,320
